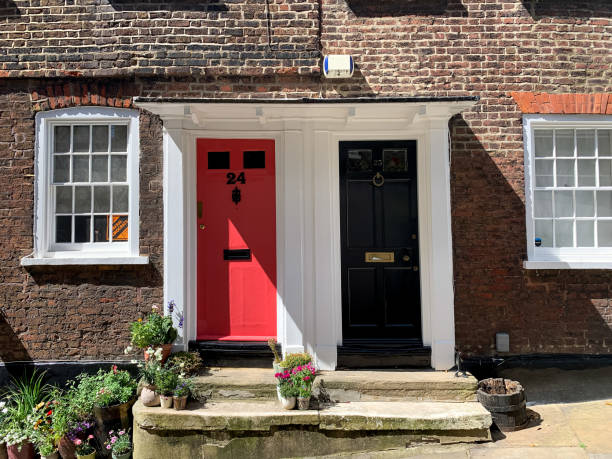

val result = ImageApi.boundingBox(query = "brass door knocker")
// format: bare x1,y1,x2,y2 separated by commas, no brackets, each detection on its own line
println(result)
372,172,384,187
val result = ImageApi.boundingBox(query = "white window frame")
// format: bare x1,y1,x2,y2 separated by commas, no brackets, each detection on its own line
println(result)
524,114,612,269
21,107,148,266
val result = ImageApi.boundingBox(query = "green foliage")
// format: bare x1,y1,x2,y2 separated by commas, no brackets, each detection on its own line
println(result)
154,367,179,396
279,352,312,369
277,378,299,398
167,352,203,376
290,363,316,398
130,312,178,348
74,367,137,409
173,377,193,398
138,353,162,387
106,429,131,455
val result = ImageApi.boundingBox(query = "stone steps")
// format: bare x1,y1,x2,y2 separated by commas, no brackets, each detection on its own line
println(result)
193,368,478,403
133,399,492,459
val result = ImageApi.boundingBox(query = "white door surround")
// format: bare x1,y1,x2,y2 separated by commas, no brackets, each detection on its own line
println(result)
135,99,477,371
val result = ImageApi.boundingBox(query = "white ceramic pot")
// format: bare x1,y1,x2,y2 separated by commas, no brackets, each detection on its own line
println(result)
280,396,296,410
140,385,160,407
159,394,173,409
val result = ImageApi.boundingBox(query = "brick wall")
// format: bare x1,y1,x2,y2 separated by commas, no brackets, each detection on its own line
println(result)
1,0,611,361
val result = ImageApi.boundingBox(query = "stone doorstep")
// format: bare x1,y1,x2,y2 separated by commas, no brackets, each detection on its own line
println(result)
133,400,492,436
193,368,478,402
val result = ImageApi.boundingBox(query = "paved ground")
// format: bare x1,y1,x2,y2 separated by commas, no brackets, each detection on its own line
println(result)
315,366,612,459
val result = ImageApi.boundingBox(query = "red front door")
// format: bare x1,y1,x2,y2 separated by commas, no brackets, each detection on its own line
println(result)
196,139,277,341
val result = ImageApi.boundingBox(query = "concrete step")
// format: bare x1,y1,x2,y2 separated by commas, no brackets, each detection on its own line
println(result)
193,368,478,403
133,399,492,458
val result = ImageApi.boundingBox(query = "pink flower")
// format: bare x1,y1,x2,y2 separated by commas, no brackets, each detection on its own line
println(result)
107,445,112,450
111,437,117,444
87,435,94,440
118,430,125,435
74,439,82,446
304,376,310,381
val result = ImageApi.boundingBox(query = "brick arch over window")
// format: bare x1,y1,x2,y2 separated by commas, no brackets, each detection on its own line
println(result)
29,82,135,112
512,92,612,115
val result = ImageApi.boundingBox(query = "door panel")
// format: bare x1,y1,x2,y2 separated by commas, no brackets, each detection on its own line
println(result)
196,139,276,341
340,140,421,340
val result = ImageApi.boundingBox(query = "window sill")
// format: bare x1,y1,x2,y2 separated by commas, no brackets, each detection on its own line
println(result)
524,260,612,270
20,255,149,266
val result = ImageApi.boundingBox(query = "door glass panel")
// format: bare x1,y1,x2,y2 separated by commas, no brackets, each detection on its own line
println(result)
73,126,90,152
383,149,407,172
383,181,412,247
576,221,594,247
243,151,265,169
556,129,574,157
347,149,372,171
74,215,91,243
347,181,374,248
534,130,553,157
535,159,554,187
53,126,71,153
208,151,230,169
535,219,553,247
577,130,595,157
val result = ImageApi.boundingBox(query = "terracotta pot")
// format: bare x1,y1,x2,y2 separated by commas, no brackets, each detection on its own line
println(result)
41,452,59,459
140,385,160,407
58,436,76,459
143,344,173,364
159,395,173,409
280,396,296,410
0,443,7,459
6,442,35,459
75,453,96,459
297,396,311,410
173,395,188,410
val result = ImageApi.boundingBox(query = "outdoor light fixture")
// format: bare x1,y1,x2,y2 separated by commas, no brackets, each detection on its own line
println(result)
323,55,354,79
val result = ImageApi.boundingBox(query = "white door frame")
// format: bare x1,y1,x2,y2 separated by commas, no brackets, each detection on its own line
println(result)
138,101,476,370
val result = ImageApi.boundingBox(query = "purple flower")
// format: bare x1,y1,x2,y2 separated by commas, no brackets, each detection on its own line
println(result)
178,313,184,329
168,300,175,314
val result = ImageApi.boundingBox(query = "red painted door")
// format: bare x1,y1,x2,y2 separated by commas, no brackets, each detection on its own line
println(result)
196,139,276,341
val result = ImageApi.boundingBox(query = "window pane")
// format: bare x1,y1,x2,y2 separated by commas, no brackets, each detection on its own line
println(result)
383,149,407,172
576,130,595,157
534,191,552,217
534,220,553,247
112,185,129,213
53,126,71,153
243,151,266,169
72,156,89,182
576,221,594,247
598,130,612,157
112,215,129,241
53,155,70,183
599,159,612,186
576,190,594,217
555,129,574,157
73,125,90,152
535,159,554,187
93,186,110,212
598,221,612,247
74,186,91,213
110,125,128,152
208,151,230,169
534,130,553,157
556,159,575,187
92,156,108,182
577,159,596,186
55,186,72,213
93,215,109,242
555,220,573,247
597,191,612,217
74,215,91,243
347,149,372,171
55,216,72,243
92,125,109,152
554,190,573,217
111,155,127,182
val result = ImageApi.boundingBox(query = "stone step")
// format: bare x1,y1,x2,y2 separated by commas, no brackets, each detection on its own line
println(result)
193,368,478,403
133,399,492,458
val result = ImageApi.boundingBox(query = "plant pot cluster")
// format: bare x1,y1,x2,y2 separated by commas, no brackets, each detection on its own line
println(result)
270,346,316,411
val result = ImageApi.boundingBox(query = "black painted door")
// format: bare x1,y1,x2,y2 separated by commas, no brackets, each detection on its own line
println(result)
339,140,421,340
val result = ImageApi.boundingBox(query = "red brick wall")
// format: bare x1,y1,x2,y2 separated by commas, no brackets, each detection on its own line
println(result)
0,80,163,362
1,0,611,361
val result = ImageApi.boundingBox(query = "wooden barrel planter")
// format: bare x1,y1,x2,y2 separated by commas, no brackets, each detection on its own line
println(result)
477,378,528,432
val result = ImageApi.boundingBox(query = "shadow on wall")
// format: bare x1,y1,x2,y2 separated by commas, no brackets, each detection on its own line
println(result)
0,0,20,19
522,0,612,19
108,0,229,12
0,309,32,363
347,0,467,18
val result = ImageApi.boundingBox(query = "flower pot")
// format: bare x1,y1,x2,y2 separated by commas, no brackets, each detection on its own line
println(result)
58,436,76,459
112,450,131,459
41,452,59,459
173,395,188,410
0,443,7,459
279,396,296,410
93,397,137,432
297,396,311,410
6,442,35,459
272,361,285,373
159,394,173,409
143,344,173,364
140,385,160,407
76,453,96,459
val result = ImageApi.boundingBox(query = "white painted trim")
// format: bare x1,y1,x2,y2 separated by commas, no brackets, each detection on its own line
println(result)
20,256,148,266
139,101,476,370
524,114,612,266
28,107,141,265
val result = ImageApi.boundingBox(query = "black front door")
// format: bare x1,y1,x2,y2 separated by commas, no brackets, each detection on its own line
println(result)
339,140,421,340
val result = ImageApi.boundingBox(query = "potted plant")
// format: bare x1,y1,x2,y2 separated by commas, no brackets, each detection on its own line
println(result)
129,303,178,364
274,370,297,410
290,363,316,410
267,338,283,372
73,435,95,459
105,430,131,459
172,377,193,411
137,351,161,407
154,367,178,409
279,352,312,370
166,352,203,376
0,399,9,459
31,400,60,459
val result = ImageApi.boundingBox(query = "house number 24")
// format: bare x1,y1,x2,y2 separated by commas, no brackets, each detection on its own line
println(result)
226,172,246,185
